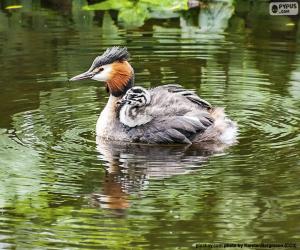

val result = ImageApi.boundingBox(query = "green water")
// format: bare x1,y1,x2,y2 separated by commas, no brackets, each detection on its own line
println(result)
0,1,300,249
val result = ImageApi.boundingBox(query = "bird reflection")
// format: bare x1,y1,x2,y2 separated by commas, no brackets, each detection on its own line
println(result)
89,137,228,214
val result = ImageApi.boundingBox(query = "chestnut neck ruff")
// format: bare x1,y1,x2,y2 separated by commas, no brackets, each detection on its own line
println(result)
106,61,134,97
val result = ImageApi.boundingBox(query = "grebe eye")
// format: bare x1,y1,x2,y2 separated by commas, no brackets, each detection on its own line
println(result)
93,67,104,73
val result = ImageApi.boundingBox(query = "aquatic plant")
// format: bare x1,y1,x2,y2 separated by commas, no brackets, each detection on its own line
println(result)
83,0,189,27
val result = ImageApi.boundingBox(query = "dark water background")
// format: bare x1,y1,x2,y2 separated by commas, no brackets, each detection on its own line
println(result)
0,0,299,249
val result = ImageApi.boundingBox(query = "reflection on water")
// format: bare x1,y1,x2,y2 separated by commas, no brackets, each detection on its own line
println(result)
92,139,218,213
0,0,300,249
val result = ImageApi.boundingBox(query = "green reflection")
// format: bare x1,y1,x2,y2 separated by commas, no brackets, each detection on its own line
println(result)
0,1,300,249
83,0,188,27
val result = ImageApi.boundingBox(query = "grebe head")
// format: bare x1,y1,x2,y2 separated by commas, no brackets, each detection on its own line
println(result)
120,87,151,107
69,46,134,97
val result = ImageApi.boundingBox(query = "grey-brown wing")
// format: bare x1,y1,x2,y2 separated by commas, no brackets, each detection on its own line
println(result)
128,115,213,144
153,84,212,109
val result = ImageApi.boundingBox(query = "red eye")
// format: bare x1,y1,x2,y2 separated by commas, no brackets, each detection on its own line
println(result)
93,67,104,73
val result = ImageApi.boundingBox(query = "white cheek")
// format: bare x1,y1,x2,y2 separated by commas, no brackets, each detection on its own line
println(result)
92,64,112,81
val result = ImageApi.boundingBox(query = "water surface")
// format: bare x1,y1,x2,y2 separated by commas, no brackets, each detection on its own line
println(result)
0,1,300,249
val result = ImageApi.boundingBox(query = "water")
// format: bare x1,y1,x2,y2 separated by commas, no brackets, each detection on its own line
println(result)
0,1,300,249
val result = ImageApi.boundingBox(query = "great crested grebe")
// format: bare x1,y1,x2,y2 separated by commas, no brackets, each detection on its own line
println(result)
70,46,237,145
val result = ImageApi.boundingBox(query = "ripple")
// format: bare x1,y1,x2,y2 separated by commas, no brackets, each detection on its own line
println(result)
1,8,300,249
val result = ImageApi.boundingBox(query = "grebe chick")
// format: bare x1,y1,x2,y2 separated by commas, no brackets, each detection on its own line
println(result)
69,46,237,145
118,87,152,127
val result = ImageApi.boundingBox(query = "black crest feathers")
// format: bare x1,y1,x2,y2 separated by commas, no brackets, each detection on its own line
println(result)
91,46,130,69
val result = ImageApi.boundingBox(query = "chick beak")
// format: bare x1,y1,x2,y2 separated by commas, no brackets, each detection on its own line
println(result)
69,71,95,81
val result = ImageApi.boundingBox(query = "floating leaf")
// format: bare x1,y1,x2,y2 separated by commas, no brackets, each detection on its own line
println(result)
5,5,23,10
141,0,188,10
286,22,295,26
118,2,149,28
83,0,133,11
82,0,188,28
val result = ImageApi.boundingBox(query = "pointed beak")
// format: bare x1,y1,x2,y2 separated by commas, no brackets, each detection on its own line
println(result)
69,71,95,81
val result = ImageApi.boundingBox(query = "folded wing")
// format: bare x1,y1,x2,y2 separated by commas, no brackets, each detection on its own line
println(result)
121,84,214,144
